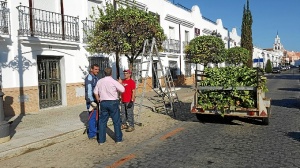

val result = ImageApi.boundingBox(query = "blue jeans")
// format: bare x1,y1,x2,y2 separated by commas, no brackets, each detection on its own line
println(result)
86,103,98,139
98,100,122,143
121,102,135,127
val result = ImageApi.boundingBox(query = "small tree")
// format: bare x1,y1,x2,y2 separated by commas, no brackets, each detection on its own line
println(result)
226,47,249,66
87,3,166,78
240,0,253,68
265,59,272,73
184,36,226,67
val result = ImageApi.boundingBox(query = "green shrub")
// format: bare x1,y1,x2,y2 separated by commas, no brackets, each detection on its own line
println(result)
265,59,272,73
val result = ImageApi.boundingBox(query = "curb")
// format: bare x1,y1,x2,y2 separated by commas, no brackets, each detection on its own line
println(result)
0,128,85,161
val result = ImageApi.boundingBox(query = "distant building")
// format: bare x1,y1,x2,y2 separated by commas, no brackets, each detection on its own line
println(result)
286,51,300,66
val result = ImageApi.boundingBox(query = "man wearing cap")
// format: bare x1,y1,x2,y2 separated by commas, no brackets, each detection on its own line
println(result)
120,69,136,132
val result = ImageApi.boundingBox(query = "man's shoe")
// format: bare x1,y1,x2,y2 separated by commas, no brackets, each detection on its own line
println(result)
89,136,97,140
121,124,128,130
125,126,135,132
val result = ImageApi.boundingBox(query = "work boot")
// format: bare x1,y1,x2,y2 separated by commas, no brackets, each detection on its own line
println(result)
125,126,135,132
121,124,128,130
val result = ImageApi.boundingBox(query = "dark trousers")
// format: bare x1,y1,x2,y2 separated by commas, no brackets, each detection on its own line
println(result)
121,102,135,127
86,103,97,139
98,100,122,143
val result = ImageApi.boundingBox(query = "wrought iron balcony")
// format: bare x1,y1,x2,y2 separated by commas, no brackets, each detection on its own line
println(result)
17,4,79,42
0,0,10,35
82,19,94,43
162,39,180,53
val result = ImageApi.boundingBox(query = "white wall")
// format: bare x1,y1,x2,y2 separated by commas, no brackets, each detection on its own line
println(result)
2,0,243,90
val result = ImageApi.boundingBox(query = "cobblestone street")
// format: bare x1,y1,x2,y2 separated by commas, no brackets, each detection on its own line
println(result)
113,73,300,168
0,72,299,168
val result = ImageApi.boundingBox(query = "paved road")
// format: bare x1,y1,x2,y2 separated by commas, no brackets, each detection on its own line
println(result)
0,72,299,168
114,72,300,168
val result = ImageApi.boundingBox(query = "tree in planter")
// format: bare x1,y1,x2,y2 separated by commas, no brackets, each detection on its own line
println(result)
86,3,166,78
226,47,249,66
184,35,226,67
240,0,253,68
265,59,272,73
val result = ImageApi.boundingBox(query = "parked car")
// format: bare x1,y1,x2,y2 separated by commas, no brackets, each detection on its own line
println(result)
272,67,281,73
280,66,286,71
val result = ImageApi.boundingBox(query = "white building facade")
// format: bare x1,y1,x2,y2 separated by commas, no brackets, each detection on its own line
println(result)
0,0,279,115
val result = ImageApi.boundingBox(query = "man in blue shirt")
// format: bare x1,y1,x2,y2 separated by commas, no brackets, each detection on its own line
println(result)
85,64,99,139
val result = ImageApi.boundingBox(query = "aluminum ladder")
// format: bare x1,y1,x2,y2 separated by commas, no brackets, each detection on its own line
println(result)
134,38,177,126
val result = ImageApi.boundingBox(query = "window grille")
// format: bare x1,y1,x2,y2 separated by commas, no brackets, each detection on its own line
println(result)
168,61,178,79
89,57,109,79
185,61,191,77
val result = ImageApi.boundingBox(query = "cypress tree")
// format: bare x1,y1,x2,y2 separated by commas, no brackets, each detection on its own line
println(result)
241,0,253,68
265,59,272,73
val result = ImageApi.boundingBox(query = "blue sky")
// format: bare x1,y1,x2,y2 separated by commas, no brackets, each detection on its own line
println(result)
175,0,300,52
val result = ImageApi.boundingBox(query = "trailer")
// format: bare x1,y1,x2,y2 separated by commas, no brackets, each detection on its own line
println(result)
191,68,271,125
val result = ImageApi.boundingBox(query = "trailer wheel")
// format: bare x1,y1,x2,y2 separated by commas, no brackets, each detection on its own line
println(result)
262,107,271,125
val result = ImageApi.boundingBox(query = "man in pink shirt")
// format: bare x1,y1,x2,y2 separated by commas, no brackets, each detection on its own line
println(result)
94,67,125,144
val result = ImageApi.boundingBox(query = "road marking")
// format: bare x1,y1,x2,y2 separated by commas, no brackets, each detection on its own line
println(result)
106,153,136,168
160,127,184,140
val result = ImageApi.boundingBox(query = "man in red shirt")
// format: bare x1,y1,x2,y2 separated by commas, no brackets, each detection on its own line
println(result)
120,69,136,132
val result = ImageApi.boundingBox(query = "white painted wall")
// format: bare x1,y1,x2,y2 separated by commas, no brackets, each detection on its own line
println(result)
33,0,59,12
2,0,245,91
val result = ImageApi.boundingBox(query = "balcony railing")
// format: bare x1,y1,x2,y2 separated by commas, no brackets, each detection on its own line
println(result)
162,39,180,53
17,4,79,42
82,19,94,43
0,0,10,35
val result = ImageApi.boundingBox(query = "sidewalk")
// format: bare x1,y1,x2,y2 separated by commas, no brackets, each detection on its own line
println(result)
0,86,195,161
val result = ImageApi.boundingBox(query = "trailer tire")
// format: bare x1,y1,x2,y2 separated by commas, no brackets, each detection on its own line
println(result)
262,107,271,125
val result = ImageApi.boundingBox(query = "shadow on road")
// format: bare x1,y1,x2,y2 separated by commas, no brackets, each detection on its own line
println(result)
286,132,300,142
266,74,300,80
155,101,274,126
278,88,300,92
160,101,244,125
236,117,265,125
271,98,300,109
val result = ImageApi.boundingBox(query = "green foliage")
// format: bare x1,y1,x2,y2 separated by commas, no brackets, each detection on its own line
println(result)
241,0,253,68
86,2,166,69
265,59,272,73
226,47,249,66
198,67,268,110
184,35,226,66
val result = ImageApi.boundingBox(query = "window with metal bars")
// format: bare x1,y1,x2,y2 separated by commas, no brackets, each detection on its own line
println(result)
168,61,178,80
185,61,191,77
132,59,141,81
88,57,109,79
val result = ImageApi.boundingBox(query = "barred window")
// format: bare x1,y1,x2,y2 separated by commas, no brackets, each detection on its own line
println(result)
89,57,109,79
132,59,141,81
185,61,191,77
168,61,178,80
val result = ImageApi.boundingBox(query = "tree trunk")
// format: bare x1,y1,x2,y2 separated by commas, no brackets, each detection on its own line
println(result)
129,60,133,71
116,50,120,79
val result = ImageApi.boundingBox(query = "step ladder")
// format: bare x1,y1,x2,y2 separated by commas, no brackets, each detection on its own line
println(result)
134,38,180,126
164,67,181,107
